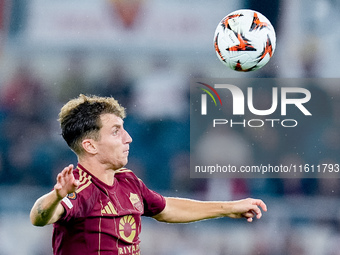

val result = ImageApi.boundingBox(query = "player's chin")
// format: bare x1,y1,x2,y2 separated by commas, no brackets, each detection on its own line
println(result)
119,157,129,168
112,158,128,170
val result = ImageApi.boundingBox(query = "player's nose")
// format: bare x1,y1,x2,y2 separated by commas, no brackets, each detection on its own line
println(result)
124,129,132,144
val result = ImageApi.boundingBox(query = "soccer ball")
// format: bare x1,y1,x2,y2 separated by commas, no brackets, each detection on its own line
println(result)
214,9,276,72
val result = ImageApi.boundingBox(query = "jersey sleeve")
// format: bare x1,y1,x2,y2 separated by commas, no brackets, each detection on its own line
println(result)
59,192,82,222
139,180,166,217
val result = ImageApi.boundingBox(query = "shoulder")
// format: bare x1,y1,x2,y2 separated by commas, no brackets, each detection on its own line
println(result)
114,168,144,187
115,167,134,174
60,167,98,213
71,166,96,197
115,168,138,179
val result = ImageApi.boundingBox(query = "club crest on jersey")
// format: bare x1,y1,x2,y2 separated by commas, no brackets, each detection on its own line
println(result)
67,192,77,200
129,193,143,212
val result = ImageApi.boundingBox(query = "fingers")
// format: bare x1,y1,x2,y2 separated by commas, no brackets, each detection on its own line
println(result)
243,210,257,221
245,198,267,222
252,205,263,220
73,179,80,187
60,164,74,178
62,164,74,176
249,199,267,216
252,199,267,212
55,173,63,190
54,164,78,196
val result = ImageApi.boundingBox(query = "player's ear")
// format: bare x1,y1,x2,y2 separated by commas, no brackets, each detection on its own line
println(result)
82,139,97,155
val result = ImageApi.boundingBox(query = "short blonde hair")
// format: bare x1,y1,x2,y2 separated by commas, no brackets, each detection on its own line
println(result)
58,94,126,155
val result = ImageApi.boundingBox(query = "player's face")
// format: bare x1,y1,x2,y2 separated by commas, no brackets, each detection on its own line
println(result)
95,113,132,170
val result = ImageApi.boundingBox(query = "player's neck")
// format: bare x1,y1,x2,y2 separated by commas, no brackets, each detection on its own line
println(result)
78,158,116,186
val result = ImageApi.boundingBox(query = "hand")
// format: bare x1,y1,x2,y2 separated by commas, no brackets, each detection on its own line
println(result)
228,198,267,222
54,164,80,199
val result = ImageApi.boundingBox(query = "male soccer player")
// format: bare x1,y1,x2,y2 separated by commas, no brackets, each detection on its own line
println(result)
30,94,267,255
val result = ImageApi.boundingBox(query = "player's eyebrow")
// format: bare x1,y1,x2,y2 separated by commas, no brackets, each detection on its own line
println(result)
112,121,124,129
112,124,121,129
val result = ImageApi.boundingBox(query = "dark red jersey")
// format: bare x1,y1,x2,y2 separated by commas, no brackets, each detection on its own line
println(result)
52,164,166,255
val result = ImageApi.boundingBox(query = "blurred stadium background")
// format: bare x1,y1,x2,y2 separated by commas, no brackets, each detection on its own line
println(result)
1,0,340,254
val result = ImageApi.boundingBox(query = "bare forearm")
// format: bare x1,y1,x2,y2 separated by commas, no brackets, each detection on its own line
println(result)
154,197,232,223
30,190,64,226
154,197,266,223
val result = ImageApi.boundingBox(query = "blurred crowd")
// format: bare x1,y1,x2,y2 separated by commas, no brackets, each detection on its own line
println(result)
0,59,191,193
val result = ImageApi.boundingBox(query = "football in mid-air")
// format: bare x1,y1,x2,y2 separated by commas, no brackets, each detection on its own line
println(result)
214,9,276,72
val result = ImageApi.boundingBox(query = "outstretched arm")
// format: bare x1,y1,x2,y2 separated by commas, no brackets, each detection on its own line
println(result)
153,197,267,223
30,164,79,226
